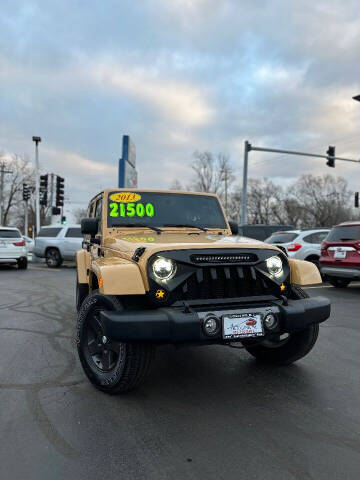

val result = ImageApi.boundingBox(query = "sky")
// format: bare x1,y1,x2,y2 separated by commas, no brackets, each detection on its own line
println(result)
1,0,360,216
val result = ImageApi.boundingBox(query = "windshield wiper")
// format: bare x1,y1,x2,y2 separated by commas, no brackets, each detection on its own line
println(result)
340,238,354,241
163,224,208,232
112,224,163,234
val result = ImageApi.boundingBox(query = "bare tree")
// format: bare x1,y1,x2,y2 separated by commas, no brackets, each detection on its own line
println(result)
0,153,34,226
189,151,234,196
0,152,52,232
73,207,88,223
289,174,353,227
247,178,282,224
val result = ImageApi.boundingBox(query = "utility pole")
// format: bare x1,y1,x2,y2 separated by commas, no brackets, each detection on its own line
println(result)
224,169,228,215
0,162,13,225
241,141,250,225
32,136,41,234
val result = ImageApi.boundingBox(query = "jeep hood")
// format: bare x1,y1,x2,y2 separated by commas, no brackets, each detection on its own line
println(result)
103,231,280,264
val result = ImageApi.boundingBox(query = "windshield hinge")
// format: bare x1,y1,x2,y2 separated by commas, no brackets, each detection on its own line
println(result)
132,246,146,262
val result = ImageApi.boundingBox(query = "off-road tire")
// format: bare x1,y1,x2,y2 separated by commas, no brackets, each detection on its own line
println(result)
17,257,28,270
77,290,155,394
46,248,62,268
76,279,88,312
328,277,351,288
245,285,319,365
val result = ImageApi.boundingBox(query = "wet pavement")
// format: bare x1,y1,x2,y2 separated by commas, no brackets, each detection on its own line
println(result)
0,264,359,480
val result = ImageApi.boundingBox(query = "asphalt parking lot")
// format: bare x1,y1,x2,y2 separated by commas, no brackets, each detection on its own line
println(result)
0,264,359,480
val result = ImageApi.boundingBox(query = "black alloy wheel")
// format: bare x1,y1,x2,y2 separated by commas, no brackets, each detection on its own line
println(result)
46,248,62,268
85,307,124,372
77,291,155,393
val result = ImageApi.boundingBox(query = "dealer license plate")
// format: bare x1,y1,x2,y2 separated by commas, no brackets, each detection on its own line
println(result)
334,250,346,259
223,313,264,340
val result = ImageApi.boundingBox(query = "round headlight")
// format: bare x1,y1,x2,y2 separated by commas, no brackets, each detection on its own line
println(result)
266,255,283,277
152,257,176,280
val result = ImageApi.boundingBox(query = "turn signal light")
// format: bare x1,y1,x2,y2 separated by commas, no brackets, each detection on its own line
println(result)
13,240,25,246
287,243,302,252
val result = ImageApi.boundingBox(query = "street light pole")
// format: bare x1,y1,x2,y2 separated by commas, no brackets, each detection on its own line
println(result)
32,136,41,234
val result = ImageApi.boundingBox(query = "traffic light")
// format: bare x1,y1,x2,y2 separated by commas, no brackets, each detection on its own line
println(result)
40,190,48,206
22,183,31,201
52,206,61,215
40,174,48,191
61,216,67,224
56,176,64,207
39,174,48,206
355,192,359,208
326,146,335,168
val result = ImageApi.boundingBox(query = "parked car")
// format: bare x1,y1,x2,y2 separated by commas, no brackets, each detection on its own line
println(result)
23,235,34,253
320,221,360,287
0,226,28,269
33,225,83,268
265,229,330,267
237,224,295,241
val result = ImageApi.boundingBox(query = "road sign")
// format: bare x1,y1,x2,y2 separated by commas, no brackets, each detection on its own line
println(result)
118,135,138,188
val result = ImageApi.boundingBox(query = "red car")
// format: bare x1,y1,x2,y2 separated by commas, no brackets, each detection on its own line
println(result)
320,221,360,287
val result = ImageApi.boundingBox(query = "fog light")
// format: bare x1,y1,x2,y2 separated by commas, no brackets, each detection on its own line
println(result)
264,313,277,330
202,315,220,336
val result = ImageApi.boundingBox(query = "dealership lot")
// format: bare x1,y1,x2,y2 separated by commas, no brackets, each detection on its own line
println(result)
0,264,359,480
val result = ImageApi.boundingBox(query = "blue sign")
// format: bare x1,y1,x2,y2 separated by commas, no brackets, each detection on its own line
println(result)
118,135,138,188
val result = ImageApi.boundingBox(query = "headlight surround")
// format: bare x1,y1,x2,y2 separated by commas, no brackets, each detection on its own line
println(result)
266,255,283,277
152,256,177,280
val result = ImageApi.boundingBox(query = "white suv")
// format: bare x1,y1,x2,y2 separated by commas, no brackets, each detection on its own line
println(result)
265,229,330,268
0,227,28,269
33,225,83,268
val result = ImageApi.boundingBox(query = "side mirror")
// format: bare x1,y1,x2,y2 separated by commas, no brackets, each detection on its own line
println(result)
228,221,239,235
81,218,99,236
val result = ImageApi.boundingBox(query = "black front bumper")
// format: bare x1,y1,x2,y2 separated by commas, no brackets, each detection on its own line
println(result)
100,296,331,344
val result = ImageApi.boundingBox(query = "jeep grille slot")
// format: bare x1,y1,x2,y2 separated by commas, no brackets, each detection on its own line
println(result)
191,253,258,264
174,265,271,301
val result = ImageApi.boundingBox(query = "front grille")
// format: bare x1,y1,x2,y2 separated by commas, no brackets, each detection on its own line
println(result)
172,265,274,301
191,253,258,264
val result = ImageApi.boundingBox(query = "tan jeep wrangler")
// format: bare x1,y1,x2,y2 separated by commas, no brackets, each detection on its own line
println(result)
76,189,331,394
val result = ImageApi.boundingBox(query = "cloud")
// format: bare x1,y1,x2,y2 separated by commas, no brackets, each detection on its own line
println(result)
2,0,360,211
90,60,214,127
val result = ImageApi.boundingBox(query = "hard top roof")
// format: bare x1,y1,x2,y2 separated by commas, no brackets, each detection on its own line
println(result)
89,188,220,204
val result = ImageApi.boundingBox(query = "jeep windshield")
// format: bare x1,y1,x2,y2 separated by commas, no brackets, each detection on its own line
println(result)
107,191,228,230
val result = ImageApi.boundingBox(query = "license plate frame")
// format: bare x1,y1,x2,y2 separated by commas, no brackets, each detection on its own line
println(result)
222,313,264,340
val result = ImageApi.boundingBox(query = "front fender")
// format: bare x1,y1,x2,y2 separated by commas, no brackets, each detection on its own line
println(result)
91,258,146,295
76,249,90,283
289,258,321,285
